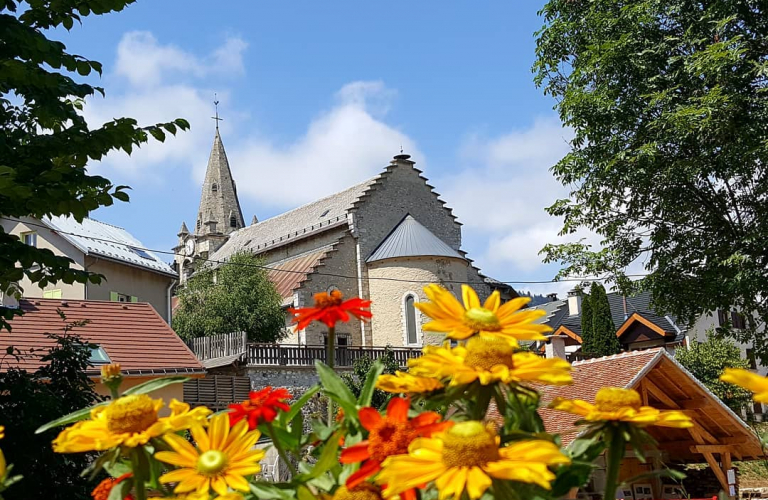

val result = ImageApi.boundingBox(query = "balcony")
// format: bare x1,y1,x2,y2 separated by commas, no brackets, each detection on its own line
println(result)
246,343,422,368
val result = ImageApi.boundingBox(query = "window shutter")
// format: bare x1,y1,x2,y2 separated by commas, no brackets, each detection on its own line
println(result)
130,296,138,303
110,292,119,302
717,309,728,326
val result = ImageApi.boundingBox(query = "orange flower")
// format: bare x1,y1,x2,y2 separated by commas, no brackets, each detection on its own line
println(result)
339,397,451,498
228,387,291,429
288,290,372,330
92,473,133,500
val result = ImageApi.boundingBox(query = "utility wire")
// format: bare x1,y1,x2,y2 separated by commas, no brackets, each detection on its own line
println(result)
2,217,648,287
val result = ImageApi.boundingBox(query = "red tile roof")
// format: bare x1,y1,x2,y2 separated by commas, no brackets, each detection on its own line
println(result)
3,299,204,376
267,249,329,303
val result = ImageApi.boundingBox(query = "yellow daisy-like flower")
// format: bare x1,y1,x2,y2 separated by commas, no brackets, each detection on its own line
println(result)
156,413,264,496
551,387,693,428
164,493,244,500
53,395,211,453
377,421,569,500
0,425,5,440
408,336,572,387
376,371,444,394
415,284,551,342
720,368,768,403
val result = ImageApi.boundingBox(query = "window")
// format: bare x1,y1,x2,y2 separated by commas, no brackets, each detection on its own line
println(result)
212,183,218,192
22,231,37,247
320,209,330,218
110,292,137,303
404,294,419,345
196,219,201,231
88,345,111,365
230,216,237,228
128,247,156,261
324,334,349,346
732,311,746,330
717,309,728,327
43,289,62,299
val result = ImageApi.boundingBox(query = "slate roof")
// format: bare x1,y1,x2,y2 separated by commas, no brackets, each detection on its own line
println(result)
367,215,464,263
2,299,204,376
210,178,377,262
41,216,176,277
535,291,684,341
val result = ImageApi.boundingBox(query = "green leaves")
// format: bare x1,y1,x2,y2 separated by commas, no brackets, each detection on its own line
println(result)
357,359,384,407
35,401,108,434
315,360,358,417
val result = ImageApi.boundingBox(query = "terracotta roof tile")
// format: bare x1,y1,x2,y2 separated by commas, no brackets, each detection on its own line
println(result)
2,299,204,376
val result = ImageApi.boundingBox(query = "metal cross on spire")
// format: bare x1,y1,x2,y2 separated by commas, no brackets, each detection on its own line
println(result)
212,93,223,129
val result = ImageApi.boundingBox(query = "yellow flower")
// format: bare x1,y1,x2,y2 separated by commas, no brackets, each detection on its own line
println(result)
377,421,569,500
53,396,211,453
333,484,385,500
551,387,693,428
165,493,244,500
720,368,768,403
156,413,264,496
376,371,444,393
415,284,551,342
0,425,5,440
100,363,122,380
408,336,572,387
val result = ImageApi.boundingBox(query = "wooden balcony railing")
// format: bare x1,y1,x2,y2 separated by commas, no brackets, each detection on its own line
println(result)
188,332,247,361
246,344,422,368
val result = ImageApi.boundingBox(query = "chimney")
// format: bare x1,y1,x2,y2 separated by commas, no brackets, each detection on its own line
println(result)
545,335,567,360
567,288,582,316
546,292,559,302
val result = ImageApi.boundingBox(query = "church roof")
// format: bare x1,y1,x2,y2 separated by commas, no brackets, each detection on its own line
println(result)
42,216,176,277
267,247,332,306
367,215,464,263
211,178,377,262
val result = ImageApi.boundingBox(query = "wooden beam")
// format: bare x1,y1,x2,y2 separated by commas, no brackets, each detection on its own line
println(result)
701,451,730,497
640,380,649,406
679,398,709,410
690,445,733,454
645,379,680,409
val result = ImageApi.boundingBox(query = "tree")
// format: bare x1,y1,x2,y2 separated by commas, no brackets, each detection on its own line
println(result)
0,1,188,330
579,292,593,352
676,332,752,415
342,348,400,410
0,334,103,500
173,252,285,342
581,283,620,357
534,0,768,362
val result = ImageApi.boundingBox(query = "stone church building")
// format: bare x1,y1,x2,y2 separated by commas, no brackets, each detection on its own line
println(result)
174,130,515,348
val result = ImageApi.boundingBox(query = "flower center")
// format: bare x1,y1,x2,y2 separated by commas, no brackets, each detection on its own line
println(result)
595,387,642,412
314,290,344,308
105,394,158,435
196,450,228,475
441,421,499,468
463,307,501,332
462,336,515,371
368,420,415,463
333,483,383,500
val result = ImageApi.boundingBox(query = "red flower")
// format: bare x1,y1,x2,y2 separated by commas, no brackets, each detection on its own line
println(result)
339,397,451,499
92,473,133,500
228,386,292,429
288,290,372,330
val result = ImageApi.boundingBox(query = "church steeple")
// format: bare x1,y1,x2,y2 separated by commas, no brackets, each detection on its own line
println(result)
195,129,245,236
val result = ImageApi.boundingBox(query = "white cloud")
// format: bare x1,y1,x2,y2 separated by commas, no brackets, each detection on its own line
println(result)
441,118,579,275
115,31,247,88
228,80,419,207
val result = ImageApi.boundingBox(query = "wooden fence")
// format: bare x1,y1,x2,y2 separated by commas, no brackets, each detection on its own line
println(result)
188,332,247,361
246,344,422,368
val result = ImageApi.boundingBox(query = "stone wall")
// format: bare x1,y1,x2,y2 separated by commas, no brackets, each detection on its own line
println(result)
367,256,469,347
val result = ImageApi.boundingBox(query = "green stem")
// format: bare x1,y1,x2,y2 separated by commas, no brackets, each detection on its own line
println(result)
326,325,336,425
130,449,148,500
266,421,297,478
109,386,120,400
604,426,626,500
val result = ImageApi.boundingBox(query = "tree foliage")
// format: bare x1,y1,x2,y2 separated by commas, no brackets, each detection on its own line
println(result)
676,332,752,415
535,0,768,361
0,0,188,330
0,333,103,500
341,348,400,410
173,252,286,342
581,283,620,356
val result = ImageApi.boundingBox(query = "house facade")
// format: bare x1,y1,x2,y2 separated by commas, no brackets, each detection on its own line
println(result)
1,216,177,322
175,130,515,348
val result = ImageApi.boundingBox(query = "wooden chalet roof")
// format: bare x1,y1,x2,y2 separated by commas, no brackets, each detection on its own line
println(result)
491,349,762,462
2,299,205,377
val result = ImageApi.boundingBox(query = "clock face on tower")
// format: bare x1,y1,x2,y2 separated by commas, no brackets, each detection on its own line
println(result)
184,238,195,256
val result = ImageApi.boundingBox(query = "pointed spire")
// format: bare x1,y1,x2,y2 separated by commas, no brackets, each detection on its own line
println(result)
195,129,245,236
178,221,189,236
251,215,258,225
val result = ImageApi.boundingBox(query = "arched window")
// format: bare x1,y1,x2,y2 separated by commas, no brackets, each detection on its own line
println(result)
230,215,237,228
211,183,218,192
404,294,419,345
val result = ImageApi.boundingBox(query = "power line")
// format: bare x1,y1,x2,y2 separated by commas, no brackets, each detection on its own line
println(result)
2,217,648,287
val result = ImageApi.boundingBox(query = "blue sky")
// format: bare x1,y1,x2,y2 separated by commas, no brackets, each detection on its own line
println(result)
61,1,579,296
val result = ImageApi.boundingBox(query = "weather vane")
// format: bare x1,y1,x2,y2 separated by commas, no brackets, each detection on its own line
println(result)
212,93,223,129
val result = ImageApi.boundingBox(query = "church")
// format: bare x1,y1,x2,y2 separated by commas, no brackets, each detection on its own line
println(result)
174,129,516,348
